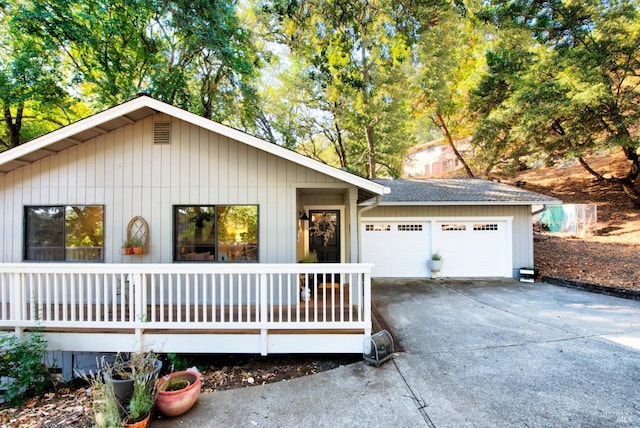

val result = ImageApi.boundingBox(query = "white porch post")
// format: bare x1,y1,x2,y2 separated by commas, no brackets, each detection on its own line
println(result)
10,272,23,322
132,273,144,352
10,272,24,337
348,187,359,263
364,272,372,337
260,273,268,356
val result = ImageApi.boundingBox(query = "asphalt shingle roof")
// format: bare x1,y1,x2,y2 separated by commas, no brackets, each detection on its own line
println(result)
374,179,561,205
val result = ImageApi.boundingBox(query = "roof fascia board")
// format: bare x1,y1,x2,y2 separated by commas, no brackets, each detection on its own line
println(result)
0,96,156,166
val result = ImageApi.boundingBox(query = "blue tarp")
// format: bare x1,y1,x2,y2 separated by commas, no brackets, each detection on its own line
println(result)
538,205,564,232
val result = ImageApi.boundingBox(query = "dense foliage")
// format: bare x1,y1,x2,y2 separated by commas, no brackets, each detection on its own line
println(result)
0,331,51,405
0,0,638,205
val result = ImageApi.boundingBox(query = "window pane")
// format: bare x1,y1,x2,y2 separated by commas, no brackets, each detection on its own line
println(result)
65,206,104,261
217,206,258,261
175,206,217,261
25,207,64,260
174,205,258,262
25,205,104,262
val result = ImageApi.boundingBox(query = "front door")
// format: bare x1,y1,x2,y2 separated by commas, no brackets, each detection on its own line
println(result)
308,210,340,262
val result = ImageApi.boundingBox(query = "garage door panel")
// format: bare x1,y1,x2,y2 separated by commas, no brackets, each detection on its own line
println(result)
434,221,508,277
362,222,429,277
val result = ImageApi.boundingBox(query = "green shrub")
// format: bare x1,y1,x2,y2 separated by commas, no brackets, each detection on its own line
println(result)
166,352,191,372
0,330,50,405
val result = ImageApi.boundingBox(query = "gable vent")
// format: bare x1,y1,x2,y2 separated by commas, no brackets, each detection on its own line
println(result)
153,122,172,144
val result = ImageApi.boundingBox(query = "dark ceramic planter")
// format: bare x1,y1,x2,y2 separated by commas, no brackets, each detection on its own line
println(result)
108,358,162,406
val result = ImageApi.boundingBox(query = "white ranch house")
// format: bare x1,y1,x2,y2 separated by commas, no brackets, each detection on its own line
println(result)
0,96,558,378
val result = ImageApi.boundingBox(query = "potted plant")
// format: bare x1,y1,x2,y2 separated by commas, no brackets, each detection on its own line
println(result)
428,252,444,278
77,357,122,428
130,237,144,255
122,239,134,255
123,357,159,427
298,251,318,264
155,369,201,417
79,353,160,428
110,353,162,410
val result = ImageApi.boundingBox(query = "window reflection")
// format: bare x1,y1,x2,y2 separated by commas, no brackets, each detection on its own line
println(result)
25,206,104,261
175,205,258,262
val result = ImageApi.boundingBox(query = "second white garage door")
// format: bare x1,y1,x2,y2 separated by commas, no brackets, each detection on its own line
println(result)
361,219,512,278
432,220,511,277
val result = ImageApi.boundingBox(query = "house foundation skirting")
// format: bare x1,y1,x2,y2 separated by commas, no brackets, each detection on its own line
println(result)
39,328,370,356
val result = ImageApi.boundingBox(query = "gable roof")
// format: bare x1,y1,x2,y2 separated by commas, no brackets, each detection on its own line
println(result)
373,178,561,206
0,95,387,202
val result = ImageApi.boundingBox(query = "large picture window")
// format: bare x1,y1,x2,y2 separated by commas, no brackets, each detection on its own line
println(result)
24,206,104,261
174,205,258,262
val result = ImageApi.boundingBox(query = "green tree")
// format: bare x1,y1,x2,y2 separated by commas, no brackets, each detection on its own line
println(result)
0,2,76,149
477,0,640,206
257,0,431,178
154,0,262,123
16,0,162,107
413,6,488,178
469,30,537,176
13,0,261,126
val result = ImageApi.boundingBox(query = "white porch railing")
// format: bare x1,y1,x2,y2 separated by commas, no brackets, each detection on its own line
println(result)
0,263,372,355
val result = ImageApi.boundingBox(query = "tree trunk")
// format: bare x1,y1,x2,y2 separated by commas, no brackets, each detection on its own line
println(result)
435,111,474,178
200,65,225,120
333,119,348,169
577,147,640,209
3,103,23,149
365,124,376,179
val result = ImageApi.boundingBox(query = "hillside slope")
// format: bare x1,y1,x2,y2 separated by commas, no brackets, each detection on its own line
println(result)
504,152,640,291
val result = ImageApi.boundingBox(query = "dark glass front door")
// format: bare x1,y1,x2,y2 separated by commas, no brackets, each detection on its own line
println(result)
308,210,340,262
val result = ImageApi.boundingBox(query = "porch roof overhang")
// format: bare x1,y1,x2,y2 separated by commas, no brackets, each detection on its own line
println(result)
0,95,388,203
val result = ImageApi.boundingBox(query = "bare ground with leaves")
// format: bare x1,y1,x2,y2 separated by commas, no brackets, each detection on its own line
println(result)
507,151,640,291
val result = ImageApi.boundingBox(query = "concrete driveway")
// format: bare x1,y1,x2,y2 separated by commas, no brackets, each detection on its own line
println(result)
374,279,640,427
155,279,640,427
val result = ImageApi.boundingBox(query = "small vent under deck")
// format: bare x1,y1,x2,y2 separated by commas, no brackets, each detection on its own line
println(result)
154,122,172,144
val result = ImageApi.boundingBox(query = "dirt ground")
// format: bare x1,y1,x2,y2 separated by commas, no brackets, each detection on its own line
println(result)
2,151,639,427
506,151,640,291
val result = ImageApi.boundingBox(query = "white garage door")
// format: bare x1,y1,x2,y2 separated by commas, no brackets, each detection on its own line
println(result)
361,222,430,277
361,219,512,278
433,221,511,277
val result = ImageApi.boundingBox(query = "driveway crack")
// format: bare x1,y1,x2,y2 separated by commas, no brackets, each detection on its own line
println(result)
393,358,436,427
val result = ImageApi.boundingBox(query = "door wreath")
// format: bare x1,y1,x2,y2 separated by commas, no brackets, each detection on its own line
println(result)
309,212,336,246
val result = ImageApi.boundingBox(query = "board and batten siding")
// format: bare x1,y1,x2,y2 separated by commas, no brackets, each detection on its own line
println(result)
0,113,345,263
362,204,534,275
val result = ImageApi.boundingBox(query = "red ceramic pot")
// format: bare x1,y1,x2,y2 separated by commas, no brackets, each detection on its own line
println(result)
155,370,201,417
